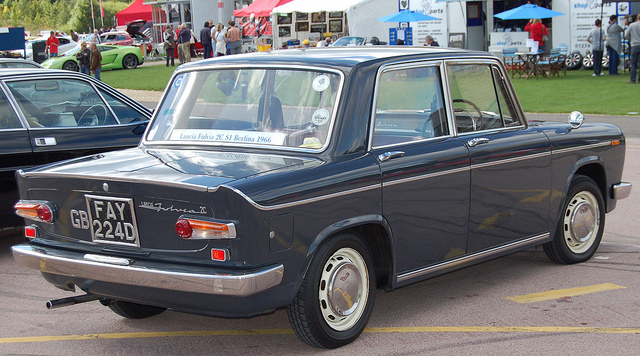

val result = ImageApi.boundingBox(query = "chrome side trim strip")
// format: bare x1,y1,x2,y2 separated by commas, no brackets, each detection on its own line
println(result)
17,170,212,192
383,166,470,187
12,244,283,297
471,151,550,170
223,183,381,211
613,182,632,200
552,141,611,155
396,232,550,283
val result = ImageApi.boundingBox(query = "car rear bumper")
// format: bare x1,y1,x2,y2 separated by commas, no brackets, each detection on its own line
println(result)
12,243,283,297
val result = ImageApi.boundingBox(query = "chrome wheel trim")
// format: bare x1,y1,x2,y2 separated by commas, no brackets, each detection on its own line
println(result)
318,247,369,332
563,191,600,254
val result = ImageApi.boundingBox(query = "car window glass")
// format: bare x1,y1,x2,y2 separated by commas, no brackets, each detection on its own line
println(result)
147,69,341,150
491,66,521,127
373,65,448,147
98,89,148,124
7,78,117,127
446,64,507,133
0,91,22,129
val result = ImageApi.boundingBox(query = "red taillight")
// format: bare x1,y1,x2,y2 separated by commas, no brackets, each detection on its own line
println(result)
15,201,56,223
175,217,236,240
175,218,193,238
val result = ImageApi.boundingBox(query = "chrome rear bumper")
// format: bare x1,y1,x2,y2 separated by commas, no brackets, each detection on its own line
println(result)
12,244,283,297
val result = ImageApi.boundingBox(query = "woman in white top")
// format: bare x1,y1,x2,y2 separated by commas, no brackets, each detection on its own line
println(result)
214,24,226,57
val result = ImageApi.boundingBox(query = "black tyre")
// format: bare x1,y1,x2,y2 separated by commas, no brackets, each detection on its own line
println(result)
122,54,138,69
101,299,166,319
543,175,605,264
565,51,583,70
62,60,79,72
287,233,376,348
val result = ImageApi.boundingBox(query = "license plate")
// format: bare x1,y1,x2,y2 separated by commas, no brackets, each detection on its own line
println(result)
85,195,140,246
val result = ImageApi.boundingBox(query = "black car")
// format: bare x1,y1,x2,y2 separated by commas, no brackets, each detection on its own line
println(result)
11,48,631,348
0,69,151,227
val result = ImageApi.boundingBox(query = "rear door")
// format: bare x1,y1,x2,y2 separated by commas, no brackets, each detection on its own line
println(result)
371,63,471,276
444,62,552,252
0,83,33,226
5,76,147,165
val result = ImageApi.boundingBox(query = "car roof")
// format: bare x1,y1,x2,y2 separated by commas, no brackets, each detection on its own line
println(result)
0,68,94,79
179,47,496,71
0,58,44,68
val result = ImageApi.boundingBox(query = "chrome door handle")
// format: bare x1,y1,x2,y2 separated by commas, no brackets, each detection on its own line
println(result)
467,138,489,147
34,137,57,146
378,151,405,162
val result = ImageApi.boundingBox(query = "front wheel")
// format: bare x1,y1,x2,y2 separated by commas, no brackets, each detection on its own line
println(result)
543,175,605,264
287,233,376,348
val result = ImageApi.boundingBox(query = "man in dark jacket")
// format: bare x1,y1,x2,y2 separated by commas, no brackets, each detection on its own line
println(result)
177,23,192,63
200,21,213,59
76,41,91,75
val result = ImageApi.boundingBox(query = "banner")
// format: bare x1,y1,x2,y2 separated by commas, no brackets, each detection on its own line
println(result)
410,0,447,47
569,0,617,53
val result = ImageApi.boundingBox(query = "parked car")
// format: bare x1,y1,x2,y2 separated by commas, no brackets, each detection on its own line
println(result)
20,35,77,63
11,48,631,348
41,44,144,72
331,36,387,46
100,22,153,54
0,68,151,228
0,58,43,69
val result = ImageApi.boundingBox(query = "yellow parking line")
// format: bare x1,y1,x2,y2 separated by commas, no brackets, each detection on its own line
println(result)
1,325,639,344
506,283,626,304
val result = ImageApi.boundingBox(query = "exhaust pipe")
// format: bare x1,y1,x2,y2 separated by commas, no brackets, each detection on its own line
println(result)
46,294,101,309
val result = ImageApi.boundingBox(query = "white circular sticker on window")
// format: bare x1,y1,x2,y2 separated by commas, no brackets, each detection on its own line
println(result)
312,75,330,92
312,109,330,126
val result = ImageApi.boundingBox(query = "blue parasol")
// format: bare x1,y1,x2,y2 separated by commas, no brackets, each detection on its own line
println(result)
377,9,439,22
494,4,564,20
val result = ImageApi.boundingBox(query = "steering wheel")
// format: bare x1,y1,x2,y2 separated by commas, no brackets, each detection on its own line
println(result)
78,104,107,126
453,98,482,131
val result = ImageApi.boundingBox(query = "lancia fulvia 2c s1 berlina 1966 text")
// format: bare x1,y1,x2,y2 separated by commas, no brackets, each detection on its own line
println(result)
12,47,631,348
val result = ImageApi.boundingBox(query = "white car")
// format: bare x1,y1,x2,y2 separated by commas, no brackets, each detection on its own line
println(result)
22,36,77,62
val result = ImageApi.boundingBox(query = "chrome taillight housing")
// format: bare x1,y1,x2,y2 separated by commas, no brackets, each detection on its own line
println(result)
15,200,57,224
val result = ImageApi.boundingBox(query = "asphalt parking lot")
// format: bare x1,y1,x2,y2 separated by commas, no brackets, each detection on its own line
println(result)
1,116,639,354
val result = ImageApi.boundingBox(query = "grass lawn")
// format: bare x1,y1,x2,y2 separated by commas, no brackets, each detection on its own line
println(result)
101,60,639,115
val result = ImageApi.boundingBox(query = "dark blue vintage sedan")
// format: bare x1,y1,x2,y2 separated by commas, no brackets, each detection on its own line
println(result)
11,48,631,348
0,69,151,228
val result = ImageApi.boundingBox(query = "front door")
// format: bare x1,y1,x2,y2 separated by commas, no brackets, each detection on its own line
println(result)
445,63,552,252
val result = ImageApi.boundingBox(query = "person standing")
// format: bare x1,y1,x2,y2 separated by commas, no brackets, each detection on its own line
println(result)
626,15,640,83
90,42,102,81
45,31,59,58
226,20,242,55
92,29,101,44
76,41,91,75
525,18,549,52
424,35,439,47
214,23,227,57
200,21,212,59
606,15,624,75
587,19,605,76
163,25,176,66
177,23,192,63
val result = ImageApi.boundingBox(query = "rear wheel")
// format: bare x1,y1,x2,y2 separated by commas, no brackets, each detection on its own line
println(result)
287,233,376,348
122,54,138,69
100,299,166,319
543,175,605,264
62,60,79,72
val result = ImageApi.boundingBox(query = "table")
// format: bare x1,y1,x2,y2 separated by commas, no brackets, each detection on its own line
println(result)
516,52,542,79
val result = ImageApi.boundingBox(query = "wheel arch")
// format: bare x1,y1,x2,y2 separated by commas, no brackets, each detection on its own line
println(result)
555,157,607,226
298,215,395,292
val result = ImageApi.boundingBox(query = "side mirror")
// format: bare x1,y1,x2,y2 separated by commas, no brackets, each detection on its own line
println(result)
568,111,584,129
